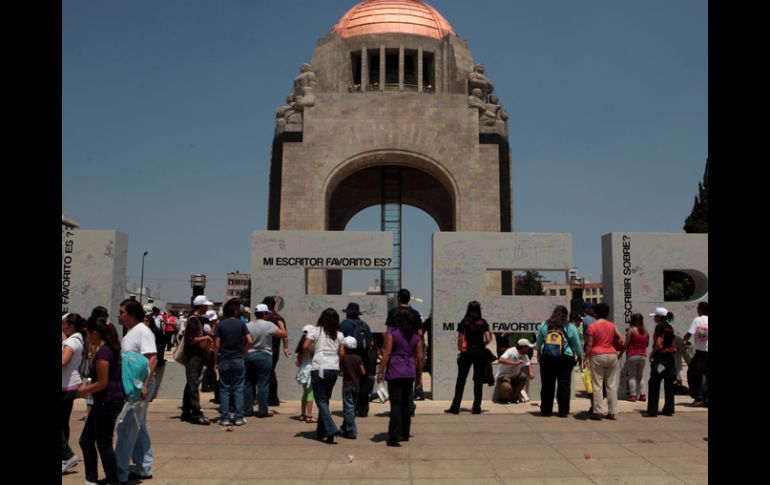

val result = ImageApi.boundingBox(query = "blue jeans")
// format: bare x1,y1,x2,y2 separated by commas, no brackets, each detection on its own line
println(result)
341,386,358,438
116,376,155,481
311,370,340,439
218,357,245,422
244,352,272,416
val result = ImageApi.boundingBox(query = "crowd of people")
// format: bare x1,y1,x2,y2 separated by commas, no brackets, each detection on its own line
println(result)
63,290,708,483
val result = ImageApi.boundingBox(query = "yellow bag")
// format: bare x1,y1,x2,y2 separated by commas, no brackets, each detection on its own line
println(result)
582,368,594,395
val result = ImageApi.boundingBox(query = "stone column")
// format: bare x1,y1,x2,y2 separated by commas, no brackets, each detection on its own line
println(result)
361,47,368,92
399,45,404,91
379,45,385,91
418,46,423,93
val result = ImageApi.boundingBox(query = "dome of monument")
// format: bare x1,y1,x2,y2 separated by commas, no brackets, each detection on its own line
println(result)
332,0,456,40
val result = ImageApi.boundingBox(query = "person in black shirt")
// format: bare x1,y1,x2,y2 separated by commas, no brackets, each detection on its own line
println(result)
445,301,492,414
644,307,678,417
263,296,289,406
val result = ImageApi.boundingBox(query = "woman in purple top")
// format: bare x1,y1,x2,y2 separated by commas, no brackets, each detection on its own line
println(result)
78,317,125,485
377,308,424,447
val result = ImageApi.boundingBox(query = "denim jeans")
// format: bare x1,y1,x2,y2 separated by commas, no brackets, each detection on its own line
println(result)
244,352,272,416
62,389,79,460
182,354,205,416
341,386,359,438
79,399,124,484
311,370,340,438
115,376,156,481
218,357,245,422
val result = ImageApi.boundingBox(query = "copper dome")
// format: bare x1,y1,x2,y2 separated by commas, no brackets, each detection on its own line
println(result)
332,0,456,40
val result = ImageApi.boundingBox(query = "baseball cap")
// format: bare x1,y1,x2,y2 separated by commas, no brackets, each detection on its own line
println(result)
193,295,214,306
342,336,357,349
205,310,219,321
302,324,315,334
254,304,269,313
650,307,669,317
517,338,535,348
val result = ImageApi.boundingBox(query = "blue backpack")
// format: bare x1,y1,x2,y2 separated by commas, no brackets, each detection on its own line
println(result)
121,351,150,402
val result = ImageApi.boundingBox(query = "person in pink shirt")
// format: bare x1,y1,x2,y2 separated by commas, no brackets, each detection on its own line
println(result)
620,313,650,402
584,303,624,420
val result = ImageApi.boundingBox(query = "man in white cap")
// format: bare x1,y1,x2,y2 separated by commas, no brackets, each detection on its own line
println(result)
493,338,536,404
243,304,287,418
180,295,215,425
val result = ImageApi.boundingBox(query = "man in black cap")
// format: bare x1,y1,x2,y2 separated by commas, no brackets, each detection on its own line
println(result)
340,302,374,417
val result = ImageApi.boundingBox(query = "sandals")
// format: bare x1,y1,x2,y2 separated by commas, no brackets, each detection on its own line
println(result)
298,414,307,422
306,416,316,423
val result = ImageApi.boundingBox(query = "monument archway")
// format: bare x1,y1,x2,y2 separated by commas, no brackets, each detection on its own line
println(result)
325,154,454,295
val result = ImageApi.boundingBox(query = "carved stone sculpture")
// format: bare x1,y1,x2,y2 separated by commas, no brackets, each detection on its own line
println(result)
469,88,497,126
468,63,494,101
293,63,317,108
275,94,304,133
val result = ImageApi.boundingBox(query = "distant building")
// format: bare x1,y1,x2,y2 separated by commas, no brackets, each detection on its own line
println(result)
542,280,604,304
225,271,250,300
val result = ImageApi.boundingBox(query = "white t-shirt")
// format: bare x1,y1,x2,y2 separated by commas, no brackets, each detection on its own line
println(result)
62,333,84,390
122,322,158,356
687,315,708,352
306,327,343,372
496,347,531,379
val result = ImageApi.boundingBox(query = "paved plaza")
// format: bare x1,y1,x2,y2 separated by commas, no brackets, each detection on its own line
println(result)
62,363,708,485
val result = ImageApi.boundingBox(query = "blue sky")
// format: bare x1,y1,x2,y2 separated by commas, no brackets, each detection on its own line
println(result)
62,1,707,311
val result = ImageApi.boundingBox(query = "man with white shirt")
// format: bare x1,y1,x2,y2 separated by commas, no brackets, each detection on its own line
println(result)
684,301,708,407
494,338,536,404
115,298,158,483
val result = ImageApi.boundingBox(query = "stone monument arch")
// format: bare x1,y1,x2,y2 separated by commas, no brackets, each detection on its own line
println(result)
267,0,513,295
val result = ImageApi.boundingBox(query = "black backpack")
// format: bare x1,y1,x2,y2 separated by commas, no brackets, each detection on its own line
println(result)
352,320,369,355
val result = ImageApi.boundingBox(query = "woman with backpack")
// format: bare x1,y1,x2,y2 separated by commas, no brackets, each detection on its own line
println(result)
445,301,492,415
62,313,87,474
535,305,583,417
78,317,125,485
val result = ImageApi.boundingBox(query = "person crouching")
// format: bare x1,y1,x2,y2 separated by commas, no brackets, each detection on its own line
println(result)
493,339,535,404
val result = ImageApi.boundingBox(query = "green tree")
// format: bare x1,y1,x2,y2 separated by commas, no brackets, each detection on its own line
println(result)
664,271,695,301
515,271,544,295
237,280,251,308
684,158,708,233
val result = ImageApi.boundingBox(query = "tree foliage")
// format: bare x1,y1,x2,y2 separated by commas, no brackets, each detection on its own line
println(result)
237,281,251,308
664,271,695,301
684,158,708,233
515,271,544,295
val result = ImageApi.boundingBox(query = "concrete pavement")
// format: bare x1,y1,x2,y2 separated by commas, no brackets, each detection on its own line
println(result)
62,386,707,485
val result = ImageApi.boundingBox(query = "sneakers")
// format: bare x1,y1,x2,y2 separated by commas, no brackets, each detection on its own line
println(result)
256,412,274,418
605,414,617,420
234,418,246,426
628,396,637,402
62,455,79,473
444,408,459,414
219,419,232,426
691,400,705,407
639,394,647,402
589,413,603,421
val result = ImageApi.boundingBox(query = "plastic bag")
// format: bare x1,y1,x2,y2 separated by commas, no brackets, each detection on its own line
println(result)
582,367,594,395
374,380,389,403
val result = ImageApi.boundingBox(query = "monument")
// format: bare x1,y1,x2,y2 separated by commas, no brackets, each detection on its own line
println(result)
267,0,513,296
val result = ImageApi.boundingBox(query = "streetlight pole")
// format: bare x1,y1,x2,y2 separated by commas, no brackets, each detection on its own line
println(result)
139,250,149,305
